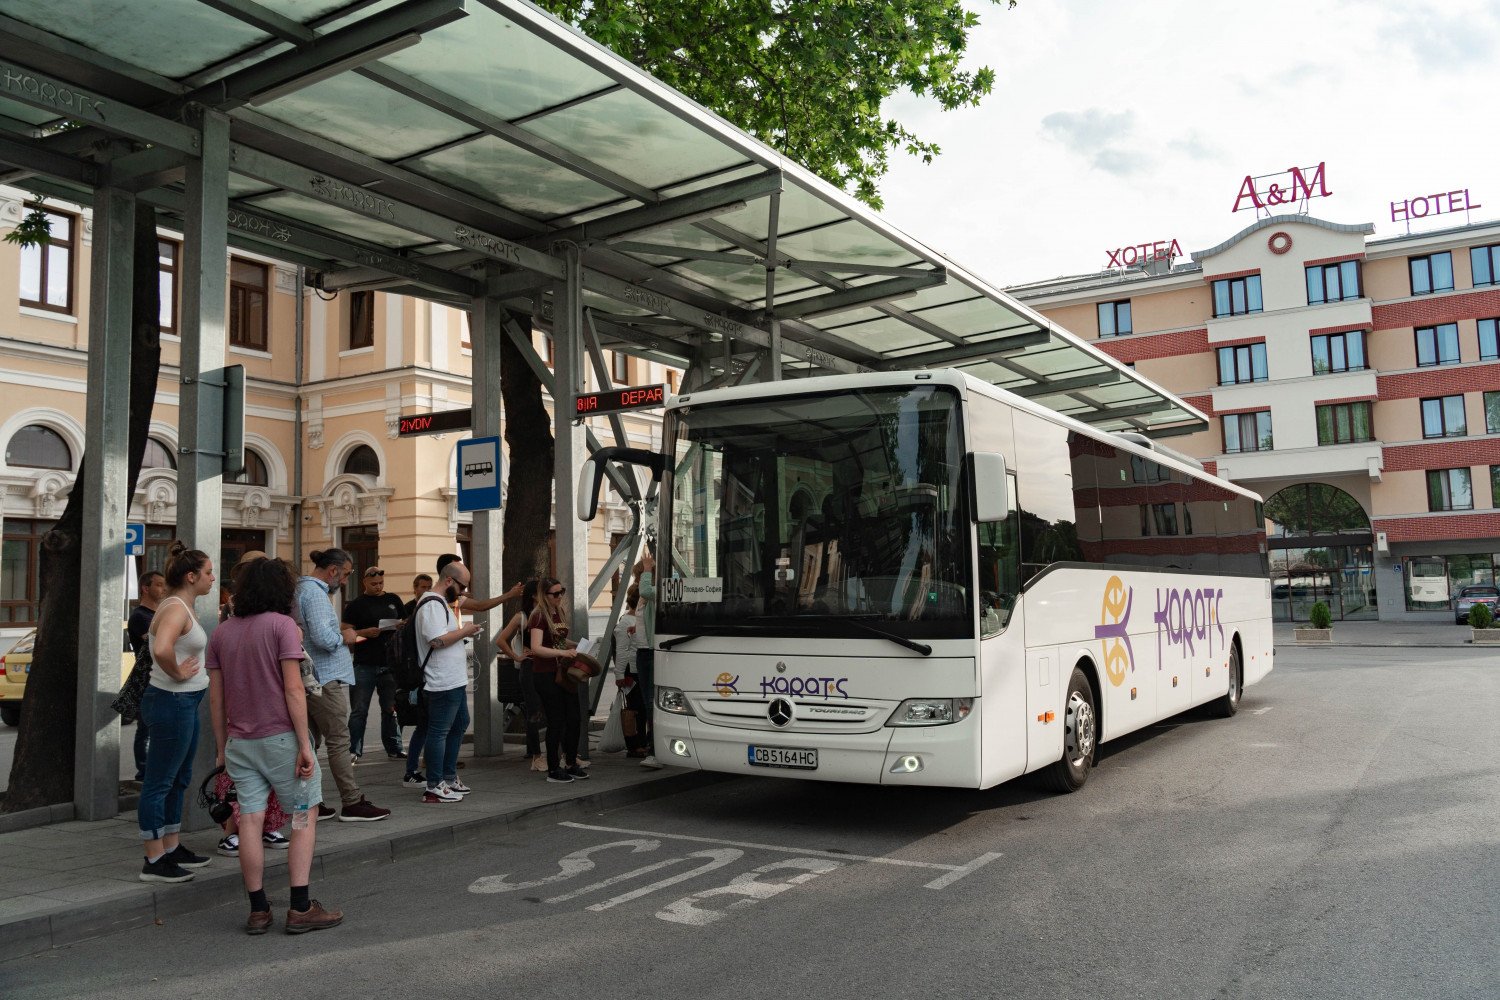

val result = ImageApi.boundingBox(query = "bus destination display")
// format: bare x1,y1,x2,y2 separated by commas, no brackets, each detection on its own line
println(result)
575,383,666,417
398,408,472,437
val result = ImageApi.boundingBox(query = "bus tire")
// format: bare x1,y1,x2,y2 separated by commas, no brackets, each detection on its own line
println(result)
1045,667,1097,793
1210,641,1243,718
0,702,18,727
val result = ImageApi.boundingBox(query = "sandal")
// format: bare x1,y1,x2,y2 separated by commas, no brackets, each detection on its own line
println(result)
529,755,548,772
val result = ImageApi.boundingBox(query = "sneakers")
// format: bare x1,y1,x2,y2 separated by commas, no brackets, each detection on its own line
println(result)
339,797,392,822
263,830,291,850
317,804,337,822
639,755,663,770
445,778,471,796
246,910,273,935
218,834,240,857
422,785,462,804
349,753,362,765
285,900,343,935
387,750,407,760
545,768,574,783
564,765,590,780
403,771,426,784
166,844,210,868
140,855,195,883
529,756,547,773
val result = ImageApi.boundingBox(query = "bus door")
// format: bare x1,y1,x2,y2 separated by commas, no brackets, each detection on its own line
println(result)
976,481,1028,781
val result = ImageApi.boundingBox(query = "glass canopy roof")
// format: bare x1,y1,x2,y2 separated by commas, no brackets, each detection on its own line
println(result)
0,0,1205,434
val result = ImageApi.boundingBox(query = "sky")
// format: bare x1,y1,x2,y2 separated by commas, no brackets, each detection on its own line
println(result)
875,0,1500,286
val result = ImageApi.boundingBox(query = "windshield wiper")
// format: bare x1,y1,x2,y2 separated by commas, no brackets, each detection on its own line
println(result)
746,614,932,656
659,633,703,650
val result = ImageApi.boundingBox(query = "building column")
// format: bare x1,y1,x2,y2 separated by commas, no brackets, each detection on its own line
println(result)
469,275,505,755
73,173,136,821
552,247,588,638
177,106,230,830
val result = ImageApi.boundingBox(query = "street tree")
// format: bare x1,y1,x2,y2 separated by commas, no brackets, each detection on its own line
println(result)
3,203,162,812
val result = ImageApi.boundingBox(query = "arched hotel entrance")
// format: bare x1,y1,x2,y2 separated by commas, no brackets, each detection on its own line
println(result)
1265,483,1378,622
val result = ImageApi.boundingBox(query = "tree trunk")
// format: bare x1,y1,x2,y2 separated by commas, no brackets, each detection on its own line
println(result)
500,313,554,609
4,204,161,812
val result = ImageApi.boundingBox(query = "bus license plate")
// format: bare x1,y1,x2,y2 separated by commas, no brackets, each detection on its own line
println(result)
747,745,818,770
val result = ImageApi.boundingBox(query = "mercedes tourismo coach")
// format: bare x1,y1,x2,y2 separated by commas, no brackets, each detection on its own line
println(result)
579,369,1272,791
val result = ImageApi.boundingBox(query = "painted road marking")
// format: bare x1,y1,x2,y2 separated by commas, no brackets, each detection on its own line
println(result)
1251,706,1274,715
560,821,1002,889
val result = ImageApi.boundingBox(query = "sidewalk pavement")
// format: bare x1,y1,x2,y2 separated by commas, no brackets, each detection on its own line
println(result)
1273,619,1496,647
0,744,714,962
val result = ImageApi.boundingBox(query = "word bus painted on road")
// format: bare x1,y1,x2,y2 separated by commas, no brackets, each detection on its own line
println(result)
577,368,1273,791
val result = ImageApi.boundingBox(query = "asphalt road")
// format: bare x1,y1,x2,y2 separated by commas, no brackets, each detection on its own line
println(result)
4,644,1497,1000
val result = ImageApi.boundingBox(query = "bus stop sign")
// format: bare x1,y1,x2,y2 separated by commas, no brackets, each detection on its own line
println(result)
456,436,502,512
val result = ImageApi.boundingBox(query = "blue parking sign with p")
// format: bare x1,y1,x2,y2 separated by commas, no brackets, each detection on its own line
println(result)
125,522,145,557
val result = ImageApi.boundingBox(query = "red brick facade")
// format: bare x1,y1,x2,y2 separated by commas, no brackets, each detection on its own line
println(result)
1373,511,1500,543
1376,362,1500,400
1382,438,1500,472
1095,328,1209,364
1371,289,1500,330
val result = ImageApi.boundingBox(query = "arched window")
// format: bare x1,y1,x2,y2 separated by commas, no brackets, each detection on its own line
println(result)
343,444,379,479
143,437,176,470
5,424,71,470
233,449,270,486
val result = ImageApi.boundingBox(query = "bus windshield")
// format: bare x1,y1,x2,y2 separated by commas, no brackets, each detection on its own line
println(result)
659,385,972,640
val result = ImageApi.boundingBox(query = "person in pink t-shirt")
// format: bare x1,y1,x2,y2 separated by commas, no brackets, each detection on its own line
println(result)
207,557,342,936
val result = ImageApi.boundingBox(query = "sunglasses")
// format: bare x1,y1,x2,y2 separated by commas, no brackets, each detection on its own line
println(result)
549,588,566,597
365,571,384,578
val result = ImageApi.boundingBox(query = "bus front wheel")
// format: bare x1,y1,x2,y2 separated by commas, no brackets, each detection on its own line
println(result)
1210,642,1243,718
1045,667,1097,793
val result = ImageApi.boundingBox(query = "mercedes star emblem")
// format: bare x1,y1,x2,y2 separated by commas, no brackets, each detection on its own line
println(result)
768,698,793,727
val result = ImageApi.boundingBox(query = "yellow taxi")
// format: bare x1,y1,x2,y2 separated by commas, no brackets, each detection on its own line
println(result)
1,626,135,727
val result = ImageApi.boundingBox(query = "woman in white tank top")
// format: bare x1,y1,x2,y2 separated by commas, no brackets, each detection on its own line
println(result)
136,541,216,884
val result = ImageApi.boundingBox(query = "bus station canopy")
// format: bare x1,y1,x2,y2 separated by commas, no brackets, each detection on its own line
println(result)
0,0,1207,435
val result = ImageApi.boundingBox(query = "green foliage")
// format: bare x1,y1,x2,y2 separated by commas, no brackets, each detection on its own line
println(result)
3,204,51,249
534,0,1015,208
1308,601,1332,630
1469,602,1494,630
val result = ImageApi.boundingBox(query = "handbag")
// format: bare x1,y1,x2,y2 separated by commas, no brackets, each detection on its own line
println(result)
110,647,153,723
598,687,627,753
299,652,323,698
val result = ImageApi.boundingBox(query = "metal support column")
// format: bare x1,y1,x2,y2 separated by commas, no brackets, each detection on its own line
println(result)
73,170,136,821
469,271,506,755
764,191,783,382
552,246,589,644
178,106,230,831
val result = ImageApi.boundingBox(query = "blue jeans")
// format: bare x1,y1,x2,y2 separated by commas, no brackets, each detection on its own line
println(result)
137,686,203,841
349,665,401,757
423,686,469,788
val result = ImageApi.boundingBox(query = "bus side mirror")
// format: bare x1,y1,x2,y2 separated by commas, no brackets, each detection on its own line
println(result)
971,452,1008,522
577,456,604,522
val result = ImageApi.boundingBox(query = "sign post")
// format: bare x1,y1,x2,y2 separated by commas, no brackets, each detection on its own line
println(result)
124,522,145,557
456,436,502,512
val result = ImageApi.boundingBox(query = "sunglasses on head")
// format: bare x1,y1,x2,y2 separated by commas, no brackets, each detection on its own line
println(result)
365,570,384,578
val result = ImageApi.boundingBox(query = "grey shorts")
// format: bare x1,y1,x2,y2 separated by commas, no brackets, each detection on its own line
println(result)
225,731,322,815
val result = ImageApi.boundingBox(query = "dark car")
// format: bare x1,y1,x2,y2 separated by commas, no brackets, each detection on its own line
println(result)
1454,585,1500,625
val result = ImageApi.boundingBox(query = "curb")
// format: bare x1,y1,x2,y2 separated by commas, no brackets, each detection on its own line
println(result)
0,769,723,962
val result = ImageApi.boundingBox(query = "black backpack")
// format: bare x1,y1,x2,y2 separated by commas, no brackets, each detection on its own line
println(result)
387,593,447,691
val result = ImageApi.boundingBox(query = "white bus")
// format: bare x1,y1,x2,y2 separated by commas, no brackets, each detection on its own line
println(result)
580,369,1272,791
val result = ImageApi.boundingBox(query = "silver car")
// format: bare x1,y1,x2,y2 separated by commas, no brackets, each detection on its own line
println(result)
1454,585,1500,625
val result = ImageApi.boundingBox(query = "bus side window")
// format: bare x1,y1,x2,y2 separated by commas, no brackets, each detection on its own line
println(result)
978,473,1020,637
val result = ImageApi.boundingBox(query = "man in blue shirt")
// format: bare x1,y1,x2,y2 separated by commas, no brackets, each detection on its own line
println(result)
294,548,390,823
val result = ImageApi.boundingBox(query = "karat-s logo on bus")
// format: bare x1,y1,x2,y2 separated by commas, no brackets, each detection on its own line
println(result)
1154,586,1225,662
1095,575,1134,687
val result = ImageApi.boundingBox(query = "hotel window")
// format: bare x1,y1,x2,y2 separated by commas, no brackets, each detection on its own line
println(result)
1216,343,1267,385
1471,244,1500,288
1427,468,1472,512
1097,300,1132,337
18,205,76,314
1211,274,1262,318
1415,323,1460,367
158,239,179,333
348,291,375,350
1480,318,1498,361
1492,466,1500,506
2,518,52,624
1485,391,1500,434
612,350,629,384
1223,411,1273,453
1306,260,1361,305
229,258,268,350
1316,402,1373,445
1310,329,1366,374
1409,252,1454,295
1421,395,1467,438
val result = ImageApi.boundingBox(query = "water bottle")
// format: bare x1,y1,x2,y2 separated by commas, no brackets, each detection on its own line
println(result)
291,773,313,830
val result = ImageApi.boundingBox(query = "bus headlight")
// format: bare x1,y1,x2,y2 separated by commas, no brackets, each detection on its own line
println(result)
656,687,695,716
886,698,973,727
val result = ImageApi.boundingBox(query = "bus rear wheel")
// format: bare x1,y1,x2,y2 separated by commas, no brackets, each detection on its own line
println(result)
1045,667,1096,793
1211,642,1243,718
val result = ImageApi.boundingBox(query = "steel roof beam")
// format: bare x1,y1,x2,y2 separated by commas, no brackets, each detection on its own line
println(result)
0,133,98,185
872,331,1052,370
1074,401,1181,425
1012,369,1125,399
540,169,782,248
181,0,468,110
0,55,200,155
777,272,946,321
